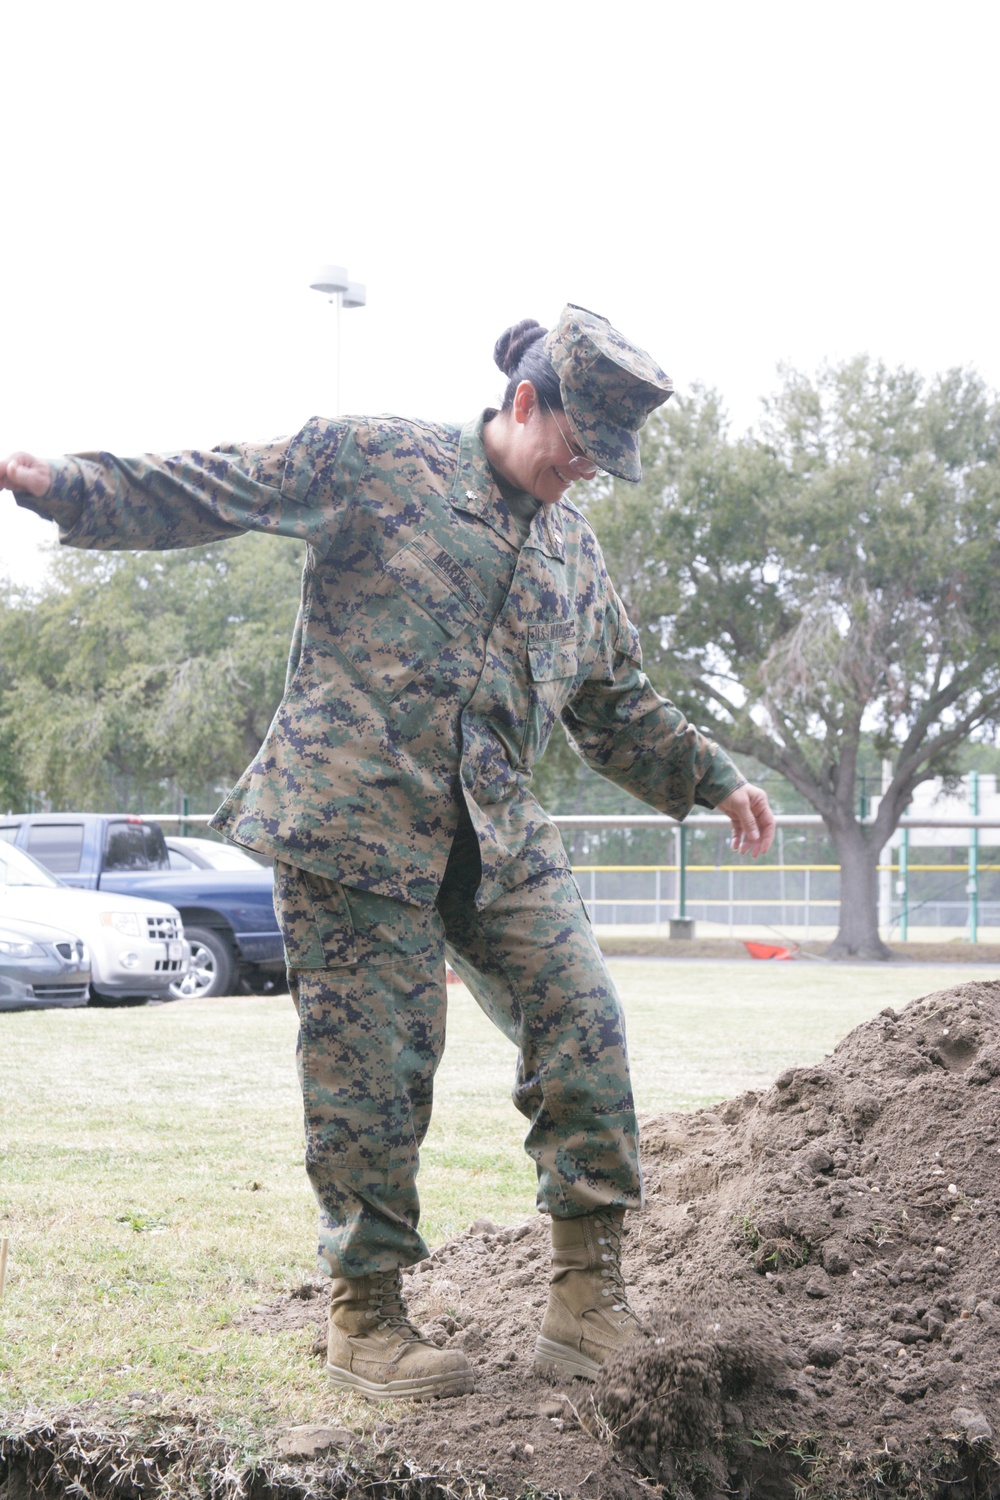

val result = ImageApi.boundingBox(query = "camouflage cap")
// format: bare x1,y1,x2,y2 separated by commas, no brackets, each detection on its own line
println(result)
543,305,673,482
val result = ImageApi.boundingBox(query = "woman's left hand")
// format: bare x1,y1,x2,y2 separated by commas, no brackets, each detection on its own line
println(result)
716,784,776,858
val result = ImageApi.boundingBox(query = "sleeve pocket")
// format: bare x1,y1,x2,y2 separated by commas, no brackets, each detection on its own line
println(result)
613,597,642,666
527,638,579,682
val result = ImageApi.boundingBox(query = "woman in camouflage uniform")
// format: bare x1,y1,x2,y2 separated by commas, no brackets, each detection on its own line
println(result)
4,305,774,1399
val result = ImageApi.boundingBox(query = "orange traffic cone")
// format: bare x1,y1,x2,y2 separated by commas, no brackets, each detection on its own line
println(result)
744,940,796,961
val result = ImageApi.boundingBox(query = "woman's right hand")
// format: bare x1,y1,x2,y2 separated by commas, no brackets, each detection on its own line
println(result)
0,453,52,496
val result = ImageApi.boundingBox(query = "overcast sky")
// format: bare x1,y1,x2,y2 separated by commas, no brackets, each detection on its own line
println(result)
3,0,997,586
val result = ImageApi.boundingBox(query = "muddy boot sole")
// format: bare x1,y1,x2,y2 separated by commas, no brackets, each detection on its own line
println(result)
326,1359,475,1399
533,1334,601,1382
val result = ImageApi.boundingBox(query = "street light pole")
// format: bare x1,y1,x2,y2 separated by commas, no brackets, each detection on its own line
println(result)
309,265,367,415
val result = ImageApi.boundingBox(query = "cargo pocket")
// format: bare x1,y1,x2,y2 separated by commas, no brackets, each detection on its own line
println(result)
273,862,357,970
519,627,579,767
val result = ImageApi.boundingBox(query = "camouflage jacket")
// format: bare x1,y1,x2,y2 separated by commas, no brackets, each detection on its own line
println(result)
19,413,745,907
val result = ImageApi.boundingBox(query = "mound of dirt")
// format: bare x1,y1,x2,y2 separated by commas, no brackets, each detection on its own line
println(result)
244,978,1000,1498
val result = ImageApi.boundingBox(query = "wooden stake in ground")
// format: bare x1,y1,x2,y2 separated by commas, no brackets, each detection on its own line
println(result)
0,1236,8,1303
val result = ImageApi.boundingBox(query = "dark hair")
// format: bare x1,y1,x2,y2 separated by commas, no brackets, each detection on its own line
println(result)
493,319,563,413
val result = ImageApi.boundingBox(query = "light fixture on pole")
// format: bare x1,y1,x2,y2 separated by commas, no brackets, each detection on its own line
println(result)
309,265,367,414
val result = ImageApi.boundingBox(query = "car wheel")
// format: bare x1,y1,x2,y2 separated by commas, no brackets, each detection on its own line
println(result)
168,927,237,999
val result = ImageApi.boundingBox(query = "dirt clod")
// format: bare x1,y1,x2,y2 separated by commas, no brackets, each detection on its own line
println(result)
276,1424,357,1459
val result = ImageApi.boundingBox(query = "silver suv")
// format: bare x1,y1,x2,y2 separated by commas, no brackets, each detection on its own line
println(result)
0,842,189,1002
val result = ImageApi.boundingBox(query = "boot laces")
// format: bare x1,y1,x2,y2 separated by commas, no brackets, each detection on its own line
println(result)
594,1214,639,1324
368,1269,424,1341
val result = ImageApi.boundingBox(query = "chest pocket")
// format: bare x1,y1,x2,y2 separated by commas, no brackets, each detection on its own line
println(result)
341,538,487,702
519,628,579,767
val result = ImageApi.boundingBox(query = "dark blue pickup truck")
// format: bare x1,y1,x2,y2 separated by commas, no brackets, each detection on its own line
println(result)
0,814,285,998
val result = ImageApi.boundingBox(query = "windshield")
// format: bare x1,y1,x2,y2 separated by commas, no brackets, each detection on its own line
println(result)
0,841,63,889
103,820,170,872
212,849,262,869
189,842,262,870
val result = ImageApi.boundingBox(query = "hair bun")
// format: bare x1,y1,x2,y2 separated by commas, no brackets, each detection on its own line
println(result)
493,319,547,377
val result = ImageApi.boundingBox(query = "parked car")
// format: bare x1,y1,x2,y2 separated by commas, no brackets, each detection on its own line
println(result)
0,914,91,1011
0,840,189,1004
164,836,268,872
0,815,284,999
163,838,281,997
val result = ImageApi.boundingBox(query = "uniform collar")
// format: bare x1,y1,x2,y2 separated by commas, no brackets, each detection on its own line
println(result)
528,495,566,562
452,412,566,562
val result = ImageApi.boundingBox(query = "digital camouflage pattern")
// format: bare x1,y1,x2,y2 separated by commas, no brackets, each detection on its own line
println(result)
544,304,674,481
276,806,641,1277
21,411,744,908
18,404,745,1279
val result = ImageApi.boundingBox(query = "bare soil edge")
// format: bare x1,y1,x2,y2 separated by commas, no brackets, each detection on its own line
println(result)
0,1411,513,1500
2,1399,998,1500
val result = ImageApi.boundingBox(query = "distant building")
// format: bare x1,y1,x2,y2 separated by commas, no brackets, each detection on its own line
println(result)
875,774,1000,847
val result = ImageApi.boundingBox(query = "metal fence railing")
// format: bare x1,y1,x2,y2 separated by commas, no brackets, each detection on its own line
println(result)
570,862,1000,939
551,813,1000,941
142,809,1000,941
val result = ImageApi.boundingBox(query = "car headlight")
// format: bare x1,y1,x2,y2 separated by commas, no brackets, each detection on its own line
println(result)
0,936,45,957
100,912,143,936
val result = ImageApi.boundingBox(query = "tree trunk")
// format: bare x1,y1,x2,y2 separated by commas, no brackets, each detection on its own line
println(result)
824,820,894,960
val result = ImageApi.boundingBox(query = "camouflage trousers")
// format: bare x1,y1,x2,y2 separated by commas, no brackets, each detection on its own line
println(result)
273,815,642,1278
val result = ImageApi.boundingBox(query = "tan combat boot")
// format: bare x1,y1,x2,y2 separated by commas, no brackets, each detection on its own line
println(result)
326,1268,475,1399
533,1209,646,1381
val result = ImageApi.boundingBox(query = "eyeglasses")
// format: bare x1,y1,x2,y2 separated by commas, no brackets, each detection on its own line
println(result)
545,407,600,476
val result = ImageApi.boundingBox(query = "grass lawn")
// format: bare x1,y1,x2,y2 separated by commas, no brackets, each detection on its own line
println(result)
0,959,994,1447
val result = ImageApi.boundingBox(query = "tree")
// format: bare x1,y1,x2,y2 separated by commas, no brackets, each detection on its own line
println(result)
581,359,1000,958
0,584,30,811
2,534,304,811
